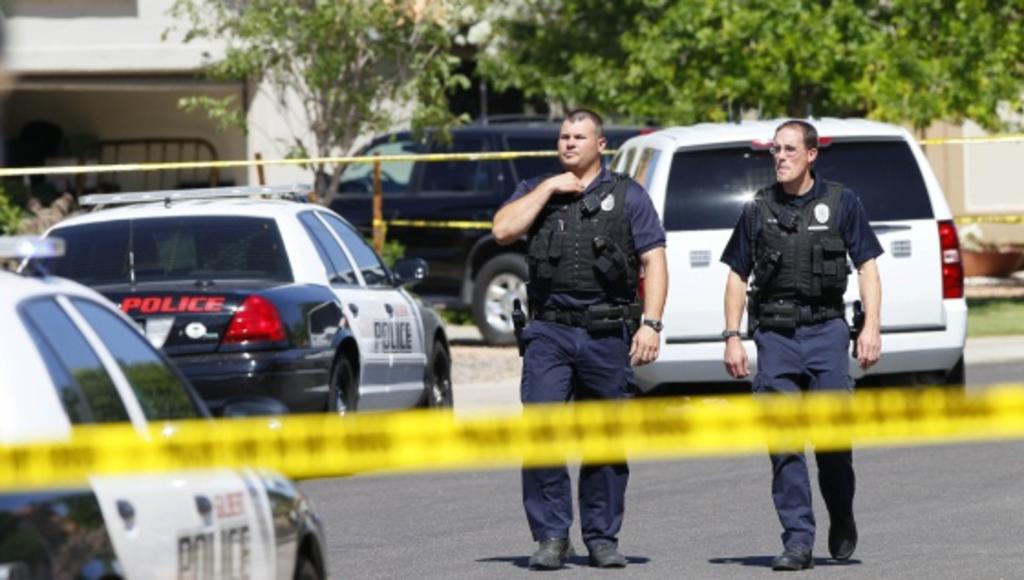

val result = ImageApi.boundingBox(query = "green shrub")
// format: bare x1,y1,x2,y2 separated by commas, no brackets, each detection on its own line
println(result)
0,190,24,235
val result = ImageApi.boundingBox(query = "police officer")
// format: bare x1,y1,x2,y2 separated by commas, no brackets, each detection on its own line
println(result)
492,109,667,570
720,120,882,571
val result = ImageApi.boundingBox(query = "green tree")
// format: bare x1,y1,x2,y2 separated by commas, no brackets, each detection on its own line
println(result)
166,0,476,201
477,0,1024,130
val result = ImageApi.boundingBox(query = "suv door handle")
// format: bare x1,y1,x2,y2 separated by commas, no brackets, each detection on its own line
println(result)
348,304,359,317
384,303,394,316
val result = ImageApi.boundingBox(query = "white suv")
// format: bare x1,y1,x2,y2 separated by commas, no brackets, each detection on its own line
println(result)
611,119,967,391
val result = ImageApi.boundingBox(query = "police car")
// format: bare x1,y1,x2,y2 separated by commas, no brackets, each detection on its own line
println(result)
33,185,452,416
611,119,968,391
0,236,326,579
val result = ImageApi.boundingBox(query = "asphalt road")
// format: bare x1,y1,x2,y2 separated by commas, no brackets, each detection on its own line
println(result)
300,361,1024,579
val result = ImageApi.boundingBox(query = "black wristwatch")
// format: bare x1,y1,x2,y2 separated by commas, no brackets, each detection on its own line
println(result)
721,329,742,341
642,318,664,332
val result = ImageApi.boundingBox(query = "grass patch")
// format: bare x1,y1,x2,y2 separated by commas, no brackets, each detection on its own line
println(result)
439,308,473,326
967,298,1024,337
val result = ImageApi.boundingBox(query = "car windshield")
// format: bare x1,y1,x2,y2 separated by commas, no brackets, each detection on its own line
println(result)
38,216,293,286
662,139,935,231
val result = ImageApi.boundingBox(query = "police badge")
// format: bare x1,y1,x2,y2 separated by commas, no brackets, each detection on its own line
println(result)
814,203,830,224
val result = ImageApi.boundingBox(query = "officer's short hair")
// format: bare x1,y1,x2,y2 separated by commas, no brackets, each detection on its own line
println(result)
775,119,818,150
565,108,604,138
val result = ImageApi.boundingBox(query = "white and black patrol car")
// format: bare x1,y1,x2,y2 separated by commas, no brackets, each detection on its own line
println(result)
32,185,453,415
0,236,327,580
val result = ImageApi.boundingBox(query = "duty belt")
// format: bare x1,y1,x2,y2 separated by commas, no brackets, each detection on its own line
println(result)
758,300,845,330
533,303,642,331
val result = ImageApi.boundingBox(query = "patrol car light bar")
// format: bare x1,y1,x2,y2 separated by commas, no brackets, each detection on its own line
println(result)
79,184,314,207
0,236,65,259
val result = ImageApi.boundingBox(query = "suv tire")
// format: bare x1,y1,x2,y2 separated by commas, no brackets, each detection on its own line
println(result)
472,253,528,346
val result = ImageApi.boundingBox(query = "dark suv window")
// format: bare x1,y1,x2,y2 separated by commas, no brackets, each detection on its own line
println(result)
421,136,496,193
41,217,293,285
506,136,562,183
663,140,934,232
339,138,419,195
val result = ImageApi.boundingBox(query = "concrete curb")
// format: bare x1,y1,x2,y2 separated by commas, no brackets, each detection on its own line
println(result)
965,335,1024,365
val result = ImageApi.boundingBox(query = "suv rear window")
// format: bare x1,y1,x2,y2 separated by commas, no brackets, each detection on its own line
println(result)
663,140,934,231
42,217,293,285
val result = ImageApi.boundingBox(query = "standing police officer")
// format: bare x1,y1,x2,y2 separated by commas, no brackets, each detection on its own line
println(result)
493,109,668,570
720,120,882,571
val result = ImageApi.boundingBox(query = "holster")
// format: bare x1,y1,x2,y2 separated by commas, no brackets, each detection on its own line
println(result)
850,299,865,358
746,288,760,336
512,299,527,357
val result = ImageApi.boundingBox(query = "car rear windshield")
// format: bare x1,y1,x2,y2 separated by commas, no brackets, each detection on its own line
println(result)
662,139,934,232
41,216,293,286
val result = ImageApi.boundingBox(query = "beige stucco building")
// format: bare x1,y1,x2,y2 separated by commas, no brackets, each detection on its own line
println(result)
3,0,308,194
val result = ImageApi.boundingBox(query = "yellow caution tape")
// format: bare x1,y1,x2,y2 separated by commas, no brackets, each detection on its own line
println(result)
2,385,1024,491
954,214,1024,225
1,132,1023,179
0,150,566,178
373,218,493,230
919,133,1024,146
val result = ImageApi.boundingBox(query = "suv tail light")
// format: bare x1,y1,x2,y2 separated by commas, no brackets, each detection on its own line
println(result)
937,220,964,299
223,295,286,344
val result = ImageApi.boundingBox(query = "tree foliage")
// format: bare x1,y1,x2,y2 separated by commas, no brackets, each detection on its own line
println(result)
477,0,1024,130
167,0,475,200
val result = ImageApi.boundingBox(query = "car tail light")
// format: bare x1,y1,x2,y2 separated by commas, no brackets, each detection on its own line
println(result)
937,220,964,299
223,295,286,344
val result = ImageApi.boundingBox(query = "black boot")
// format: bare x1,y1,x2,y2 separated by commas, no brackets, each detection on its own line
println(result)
828,515,858,561
529,538,575,570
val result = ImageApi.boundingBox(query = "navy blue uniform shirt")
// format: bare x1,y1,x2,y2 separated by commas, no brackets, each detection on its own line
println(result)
721,173,884,280
503,166,666,309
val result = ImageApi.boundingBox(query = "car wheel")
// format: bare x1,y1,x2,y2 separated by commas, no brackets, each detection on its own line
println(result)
327,356,358,415
424,339,453,408
472,253,528,346
294,554,321,580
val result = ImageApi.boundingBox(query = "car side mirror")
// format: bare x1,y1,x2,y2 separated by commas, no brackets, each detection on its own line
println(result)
221,396,290,417
392,257,428,288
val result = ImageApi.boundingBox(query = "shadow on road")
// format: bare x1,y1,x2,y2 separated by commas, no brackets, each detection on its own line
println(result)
477,554,651,569
708,555,862,568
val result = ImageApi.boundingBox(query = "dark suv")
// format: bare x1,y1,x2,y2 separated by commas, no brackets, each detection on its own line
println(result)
330,121,649,345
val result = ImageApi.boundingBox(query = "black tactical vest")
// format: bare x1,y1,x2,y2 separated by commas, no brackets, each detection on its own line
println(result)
753,181,849,306
526,174,638,301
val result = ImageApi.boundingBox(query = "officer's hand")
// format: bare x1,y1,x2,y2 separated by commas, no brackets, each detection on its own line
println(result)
857,327,881,370
630,326,660,366
723,337,749,379
545,172,586,196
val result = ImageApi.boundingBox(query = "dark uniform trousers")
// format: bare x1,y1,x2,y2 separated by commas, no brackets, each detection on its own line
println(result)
520,320,634,549
753,317,855,551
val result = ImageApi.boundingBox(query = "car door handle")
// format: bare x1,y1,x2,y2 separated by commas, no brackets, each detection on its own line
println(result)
116,499,136,530
348,304,359,317
384,303,394,316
